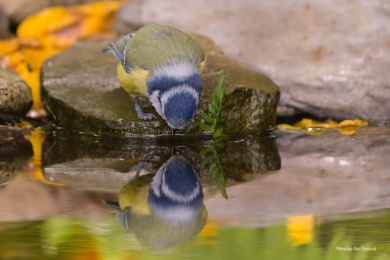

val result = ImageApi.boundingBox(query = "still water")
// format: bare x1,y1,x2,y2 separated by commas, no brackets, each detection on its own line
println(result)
0,126,389,259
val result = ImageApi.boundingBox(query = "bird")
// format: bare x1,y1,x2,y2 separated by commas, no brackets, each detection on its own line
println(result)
104,155,206,249
104,24,206,134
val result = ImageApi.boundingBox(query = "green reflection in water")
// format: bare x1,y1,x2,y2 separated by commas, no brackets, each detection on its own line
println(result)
0,211,389,260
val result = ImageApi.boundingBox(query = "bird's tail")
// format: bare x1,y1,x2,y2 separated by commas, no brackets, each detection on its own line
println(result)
103,33,134,72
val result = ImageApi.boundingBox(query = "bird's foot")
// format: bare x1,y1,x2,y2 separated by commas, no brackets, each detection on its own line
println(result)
136,110,156,120
135,97,156,120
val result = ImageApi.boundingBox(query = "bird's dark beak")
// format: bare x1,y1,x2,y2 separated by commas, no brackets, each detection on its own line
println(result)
172,128,178,135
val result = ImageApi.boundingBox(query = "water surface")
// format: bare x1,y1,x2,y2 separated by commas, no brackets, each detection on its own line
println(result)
0,126,389,259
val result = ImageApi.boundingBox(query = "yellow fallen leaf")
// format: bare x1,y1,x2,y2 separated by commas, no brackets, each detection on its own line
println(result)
73,1,120,38
304,127,324,135
20,44,63,70
278,118,368,135
324,119,339,128
295,118,330,129
0,51,24,71
17,6,78,39
0,39,19,57
277,124,304,132
294,118,314,128
339,119,368,127
21,69,43,111
4,1,121,118
17,1,120,45
337,119,368,135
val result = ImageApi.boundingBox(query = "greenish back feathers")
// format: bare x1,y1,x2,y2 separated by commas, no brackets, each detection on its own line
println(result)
125,24,205,72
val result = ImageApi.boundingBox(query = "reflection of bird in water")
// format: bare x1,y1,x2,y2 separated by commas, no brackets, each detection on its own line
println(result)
105,155,207,249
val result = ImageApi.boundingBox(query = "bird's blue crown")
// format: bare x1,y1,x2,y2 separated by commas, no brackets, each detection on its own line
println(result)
148,62,202,129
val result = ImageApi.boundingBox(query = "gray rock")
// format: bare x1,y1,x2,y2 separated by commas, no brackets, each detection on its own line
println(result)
0,4,9,39
115,0,390,122
41,36,280,136
0,69,32,115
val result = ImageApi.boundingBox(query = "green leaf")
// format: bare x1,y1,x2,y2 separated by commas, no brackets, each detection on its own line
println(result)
219,184,228,199
209,162,217,173
213,127,224,138
197,71,227,140
199,146,213,157
216,72,226,100
217,118,226,123
208,104,217,116
215,169,228,199
217,89,225,104
201,111,214,124
198,122,213,132
213,95,221,108
201,154,214,168
217,71,226,88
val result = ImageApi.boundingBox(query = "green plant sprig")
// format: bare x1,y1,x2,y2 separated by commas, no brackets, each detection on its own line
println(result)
198,71,228,198
199,71,227,140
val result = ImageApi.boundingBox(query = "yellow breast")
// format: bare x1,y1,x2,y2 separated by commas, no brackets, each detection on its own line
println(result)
116,63,149,98
199,58,206,73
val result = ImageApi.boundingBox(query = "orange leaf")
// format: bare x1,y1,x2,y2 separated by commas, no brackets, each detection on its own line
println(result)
0,39,19,57
20,45,63,70
339,119,368,127
1,52,23,71
17,6,78,39
7,1,121,118
73,1,120,38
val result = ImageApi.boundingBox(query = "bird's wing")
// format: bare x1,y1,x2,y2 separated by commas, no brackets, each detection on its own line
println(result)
125,24,205,71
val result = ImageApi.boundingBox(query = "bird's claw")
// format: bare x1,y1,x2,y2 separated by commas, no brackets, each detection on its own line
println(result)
134,97,156,120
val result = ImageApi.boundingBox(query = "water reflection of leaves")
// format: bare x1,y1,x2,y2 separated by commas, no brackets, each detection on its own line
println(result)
2,209,389,259
22,128,62,185
200,143,228,199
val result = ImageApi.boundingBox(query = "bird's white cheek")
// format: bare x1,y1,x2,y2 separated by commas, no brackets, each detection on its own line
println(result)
149,90,163,117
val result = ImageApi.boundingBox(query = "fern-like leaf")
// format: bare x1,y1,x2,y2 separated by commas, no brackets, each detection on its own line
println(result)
198,71,227,139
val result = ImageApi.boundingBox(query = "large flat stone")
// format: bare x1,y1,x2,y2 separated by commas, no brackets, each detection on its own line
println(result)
41,36,280,136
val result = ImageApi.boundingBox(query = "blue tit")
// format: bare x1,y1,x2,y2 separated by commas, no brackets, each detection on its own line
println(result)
104,24,206,134
105,155,207,249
